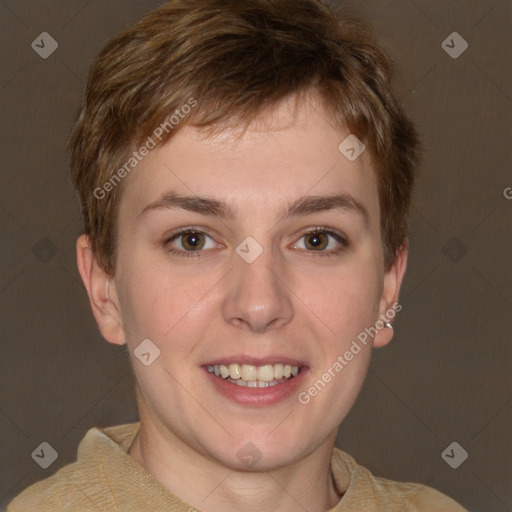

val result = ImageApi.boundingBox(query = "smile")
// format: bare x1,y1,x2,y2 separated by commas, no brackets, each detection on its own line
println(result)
206,363,301,388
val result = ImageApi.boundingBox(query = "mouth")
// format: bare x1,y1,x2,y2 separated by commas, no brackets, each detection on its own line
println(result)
206,362,302,388
203,358,308,406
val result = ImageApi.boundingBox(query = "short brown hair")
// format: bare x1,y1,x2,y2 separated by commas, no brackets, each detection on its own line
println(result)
70,0,420,275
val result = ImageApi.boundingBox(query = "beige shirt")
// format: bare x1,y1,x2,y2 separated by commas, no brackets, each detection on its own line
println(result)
8,422,467,511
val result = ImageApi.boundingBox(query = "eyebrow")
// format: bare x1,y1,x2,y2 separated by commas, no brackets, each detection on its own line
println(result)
139,192,369,225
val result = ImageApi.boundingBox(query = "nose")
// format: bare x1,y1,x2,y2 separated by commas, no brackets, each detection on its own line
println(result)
221,247,294,333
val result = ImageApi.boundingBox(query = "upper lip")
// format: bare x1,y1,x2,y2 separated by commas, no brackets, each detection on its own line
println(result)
203,355,307,367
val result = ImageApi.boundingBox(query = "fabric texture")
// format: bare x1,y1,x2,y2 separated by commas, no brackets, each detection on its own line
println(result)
8,422,467,511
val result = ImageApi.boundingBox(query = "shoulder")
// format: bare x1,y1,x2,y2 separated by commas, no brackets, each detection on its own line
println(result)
331,448,468,511
7,423,140,512
7,458,98,512
373,477,468,511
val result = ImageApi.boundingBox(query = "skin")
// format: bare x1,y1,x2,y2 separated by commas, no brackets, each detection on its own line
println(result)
77,91,407,512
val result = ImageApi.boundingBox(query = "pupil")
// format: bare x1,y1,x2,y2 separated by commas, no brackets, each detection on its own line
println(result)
185,233,203,249
307,233,326,250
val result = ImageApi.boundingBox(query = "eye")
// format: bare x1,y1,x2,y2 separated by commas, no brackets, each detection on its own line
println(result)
293,228,347,255
165,229,217,256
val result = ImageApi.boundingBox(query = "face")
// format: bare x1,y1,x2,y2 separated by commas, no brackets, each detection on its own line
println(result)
81,92,406,471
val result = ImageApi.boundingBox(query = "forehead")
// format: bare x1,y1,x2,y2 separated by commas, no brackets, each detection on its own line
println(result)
118,93,380,223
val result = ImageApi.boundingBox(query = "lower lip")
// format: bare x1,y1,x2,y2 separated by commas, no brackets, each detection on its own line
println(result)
204,367,309,406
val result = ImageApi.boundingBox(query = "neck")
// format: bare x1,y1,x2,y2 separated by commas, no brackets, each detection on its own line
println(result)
128,419,343,512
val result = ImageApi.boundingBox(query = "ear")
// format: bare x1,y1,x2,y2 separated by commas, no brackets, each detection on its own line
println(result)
373,240,408,349
76,234,126,345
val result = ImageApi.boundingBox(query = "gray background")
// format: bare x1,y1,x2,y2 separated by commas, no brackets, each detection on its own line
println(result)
0,1,511,511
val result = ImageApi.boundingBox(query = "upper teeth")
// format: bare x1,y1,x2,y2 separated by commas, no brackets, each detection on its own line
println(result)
207,363,300,382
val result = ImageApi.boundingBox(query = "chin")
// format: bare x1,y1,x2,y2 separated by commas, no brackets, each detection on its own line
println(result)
203,428,315,472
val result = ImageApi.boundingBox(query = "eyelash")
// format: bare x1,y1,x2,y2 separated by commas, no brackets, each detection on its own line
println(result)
164,226,348,259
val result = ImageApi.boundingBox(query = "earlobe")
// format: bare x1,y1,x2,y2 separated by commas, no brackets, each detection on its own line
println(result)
373,241,408,349
76,234,126,346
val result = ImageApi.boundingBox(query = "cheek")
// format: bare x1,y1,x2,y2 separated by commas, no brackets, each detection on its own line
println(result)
116,227,384,349
116,255,220,349
299,259,382,340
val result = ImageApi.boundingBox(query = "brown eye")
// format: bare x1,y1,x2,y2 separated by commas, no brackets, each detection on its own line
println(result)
181,232,205,250
165,228,218,257
304,232,328,250
293,228,348,256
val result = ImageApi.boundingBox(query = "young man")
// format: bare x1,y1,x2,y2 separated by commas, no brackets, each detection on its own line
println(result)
9,0,467,510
